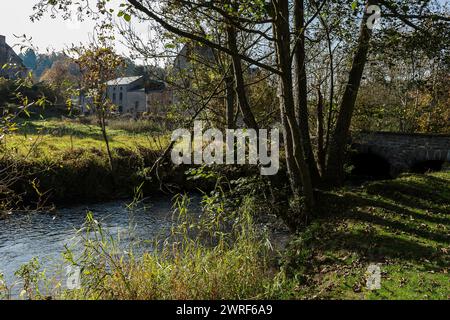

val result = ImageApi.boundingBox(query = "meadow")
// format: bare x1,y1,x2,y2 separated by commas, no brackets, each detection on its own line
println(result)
1,117,170,159
0,117,172,205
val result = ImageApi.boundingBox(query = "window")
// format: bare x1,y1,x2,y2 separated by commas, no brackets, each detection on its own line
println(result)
112,93,116,102
118,106,123,113
119,92,123,101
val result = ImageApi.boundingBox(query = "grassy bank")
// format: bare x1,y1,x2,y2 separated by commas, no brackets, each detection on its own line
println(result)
283,171,450,299
2,118,169,158
0,118,263,206
0,118,173,205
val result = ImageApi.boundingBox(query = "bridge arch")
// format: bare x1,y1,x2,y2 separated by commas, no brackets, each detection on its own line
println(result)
351,132,450,176
349,151,392,178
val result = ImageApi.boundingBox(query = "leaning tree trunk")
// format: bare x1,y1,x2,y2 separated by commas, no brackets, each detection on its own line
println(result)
325,1,375,185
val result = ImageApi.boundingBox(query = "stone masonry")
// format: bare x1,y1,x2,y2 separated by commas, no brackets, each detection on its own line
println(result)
352,131,450,176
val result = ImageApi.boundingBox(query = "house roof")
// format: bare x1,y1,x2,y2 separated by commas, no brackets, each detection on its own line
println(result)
106,76,142,86
129,88,145,93
145,79,166,92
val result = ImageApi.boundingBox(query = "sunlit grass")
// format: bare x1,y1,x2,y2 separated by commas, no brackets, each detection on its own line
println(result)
283,171,450,300
2,118,170,158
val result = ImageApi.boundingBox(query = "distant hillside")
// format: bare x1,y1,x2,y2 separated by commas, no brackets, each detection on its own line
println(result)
18,49,164,81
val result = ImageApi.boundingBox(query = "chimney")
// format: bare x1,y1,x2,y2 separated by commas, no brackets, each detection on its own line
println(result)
0,35,5,46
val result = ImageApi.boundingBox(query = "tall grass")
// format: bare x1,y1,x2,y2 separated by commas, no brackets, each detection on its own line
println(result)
76,115,171,134
57,194,280,300
2,183,296,300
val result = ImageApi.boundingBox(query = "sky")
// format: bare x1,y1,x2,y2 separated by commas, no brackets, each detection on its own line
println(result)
1,0,449,55
0,0,97,52
0,0,150,56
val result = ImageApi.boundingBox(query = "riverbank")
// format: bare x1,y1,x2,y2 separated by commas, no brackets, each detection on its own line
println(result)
282,171,450,299
3,171,447,300
0,118,267,208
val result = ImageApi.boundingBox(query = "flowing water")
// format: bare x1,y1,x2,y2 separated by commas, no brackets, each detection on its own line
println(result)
0,195,201,295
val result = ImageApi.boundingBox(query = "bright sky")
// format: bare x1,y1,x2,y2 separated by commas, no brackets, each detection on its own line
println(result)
0,0,97,52
0,0,151,56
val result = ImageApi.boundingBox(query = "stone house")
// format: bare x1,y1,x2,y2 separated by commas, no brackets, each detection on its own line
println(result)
0,35,28,79
106,76,145,114
80,75,172,117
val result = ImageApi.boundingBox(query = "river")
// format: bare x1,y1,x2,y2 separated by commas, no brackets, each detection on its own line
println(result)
0,195,202,296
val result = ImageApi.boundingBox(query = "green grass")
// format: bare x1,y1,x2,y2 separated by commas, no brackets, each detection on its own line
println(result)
0,118,172,205
283,171,450,300
2,118,169,159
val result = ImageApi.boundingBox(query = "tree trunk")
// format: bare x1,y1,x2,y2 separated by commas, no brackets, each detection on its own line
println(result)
316,87,326,174
272,0,315,218
325,1,375,185
225,70,236,129
280,99,302,195
293,0,321,183
98,107,115,178
226,25,258,130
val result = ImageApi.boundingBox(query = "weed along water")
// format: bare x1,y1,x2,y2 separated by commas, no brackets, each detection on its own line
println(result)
0,195,201,295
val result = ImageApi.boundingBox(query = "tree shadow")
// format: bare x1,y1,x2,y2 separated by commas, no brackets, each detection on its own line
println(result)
321,231,447,268
317,176,450,227
365,175,450,209
348,209,450,244
20,121,113,142
314,177,449,265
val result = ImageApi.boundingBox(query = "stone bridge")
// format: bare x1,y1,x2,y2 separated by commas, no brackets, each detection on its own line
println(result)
351,131,450,176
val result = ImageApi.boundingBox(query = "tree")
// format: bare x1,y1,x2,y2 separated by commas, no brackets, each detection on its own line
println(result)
40,57,80,104
21,49,37,70
72,41,125,174
31,0,450,225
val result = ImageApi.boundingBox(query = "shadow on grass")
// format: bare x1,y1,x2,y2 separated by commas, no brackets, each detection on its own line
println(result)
310,173,450,268
19,121,114,142
318,174,450,223
322,231,442,263
350,209,450,244
365,174,450,210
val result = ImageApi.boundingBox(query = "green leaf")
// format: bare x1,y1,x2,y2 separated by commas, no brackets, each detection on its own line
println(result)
123,13,131,22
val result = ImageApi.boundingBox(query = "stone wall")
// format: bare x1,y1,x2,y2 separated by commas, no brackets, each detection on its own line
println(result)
0,35,27,79
352,132,450,175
